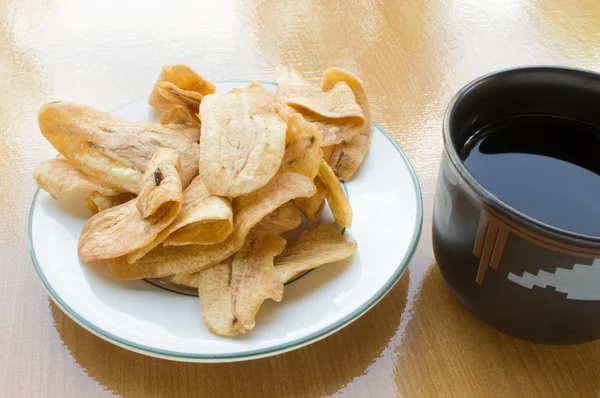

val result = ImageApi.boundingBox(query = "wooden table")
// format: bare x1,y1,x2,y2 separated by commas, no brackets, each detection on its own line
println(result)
2,0,600,396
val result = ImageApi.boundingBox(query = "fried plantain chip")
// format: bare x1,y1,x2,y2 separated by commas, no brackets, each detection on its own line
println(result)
78,150,183,262
85,191,136,214
275,65,365,147
293,178,328,221
254,201,302,235
195,233,286,337
274,223,357,283
160,106,201,132
124,176,232,263
277,111,323,179
109,172,316,279
162,176,233,246
38,102,199,193
148,64,215,113
321,68,373,180
317,160,352,228
230,232,286,333
195,258,246,336
199,84,287,197
135,149,182,218
34,157,124,199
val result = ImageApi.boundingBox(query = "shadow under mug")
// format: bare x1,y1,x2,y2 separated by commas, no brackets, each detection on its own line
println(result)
433,66,600,344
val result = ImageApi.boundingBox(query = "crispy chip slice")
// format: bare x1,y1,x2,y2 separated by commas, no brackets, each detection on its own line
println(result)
275,223,357,283
285,82,364,123
124,176,232,263
196,259,246,336
34,157,124,199
277,111,323,179
38,102,199,193
230,232,286,332
275,65,365,146
78,150,183,262
254,201,302,235
317,160,352,228
162,176,233,246
293,178,328,221
85,191,136,214
199,84,287,197
148,64,215,112
169,224,357,288
109,172,316,279
321,68,373,180
160,106,201,132
135,149,182,218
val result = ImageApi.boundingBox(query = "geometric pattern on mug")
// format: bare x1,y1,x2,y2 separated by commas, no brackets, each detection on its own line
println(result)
507,259,600,301
473,208,509,285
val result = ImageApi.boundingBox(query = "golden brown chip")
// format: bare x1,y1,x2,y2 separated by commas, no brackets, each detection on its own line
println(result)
285,82,364,124
199,85,287,197
38,102,199,193
148,64,215,112
78,150,183,262
135,149,182,218
124,176,232,263
321,68,373,180
230,232,286,333
162,176,233,246
85,191,136,214
109,172,316,280
275,65,365,146
254,201,302,235
160,106,201,132
277,112,323,179
196,259,245,336
275,223,357,283
293,178,328,221
317,160,352,228
195,233,285,337
34,157,124,199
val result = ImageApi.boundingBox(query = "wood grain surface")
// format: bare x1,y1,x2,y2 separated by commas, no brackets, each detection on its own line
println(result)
2,0,600,396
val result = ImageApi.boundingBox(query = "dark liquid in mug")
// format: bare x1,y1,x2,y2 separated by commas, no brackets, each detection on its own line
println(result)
461,114,600,236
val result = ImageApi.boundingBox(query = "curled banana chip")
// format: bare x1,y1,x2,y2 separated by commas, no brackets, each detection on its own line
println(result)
77,149,183,262
85,191,136,214
38,102,199,193
148,64,215,114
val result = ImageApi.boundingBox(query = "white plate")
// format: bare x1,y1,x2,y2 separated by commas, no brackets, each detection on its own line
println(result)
28,81,423,362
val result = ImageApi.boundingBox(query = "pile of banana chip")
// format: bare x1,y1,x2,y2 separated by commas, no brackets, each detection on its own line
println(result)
33,64,372,337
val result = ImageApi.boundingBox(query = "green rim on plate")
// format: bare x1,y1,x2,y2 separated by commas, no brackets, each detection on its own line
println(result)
27,84,423,361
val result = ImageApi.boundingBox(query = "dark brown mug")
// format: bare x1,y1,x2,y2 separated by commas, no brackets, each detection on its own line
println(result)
433,66,600,344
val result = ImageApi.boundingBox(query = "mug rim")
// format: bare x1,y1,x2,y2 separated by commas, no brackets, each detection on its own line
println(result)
443,65,600,244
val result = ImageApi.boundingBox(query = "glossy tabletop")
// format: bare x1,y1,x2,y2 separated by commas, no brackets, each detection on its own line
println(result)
2,0,600,396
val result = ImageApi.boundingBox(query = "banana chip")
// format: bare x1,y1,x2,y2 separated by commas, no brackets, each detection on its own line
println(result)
85,191,136,214
38,102,199,193
275,65,365,146
135,149,182,218
321,68,373,180
78,150,183,262
254,201,302,235
195,259,244,336
148,64,215,113
124,176,232,263
199,84,287,197
109,172,316,279
160,106,201,132
275,223,357,283
34,157,124,199
277,112,323,179
293,178,328,221
317,160,352,228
